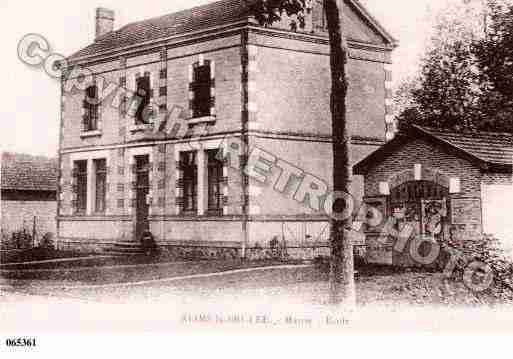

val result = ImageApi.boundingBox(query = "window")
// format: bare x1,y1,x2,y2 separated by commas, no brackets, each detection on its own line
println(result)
313,0,327,31
180,151,197,213
159,86,167,97
120,96,128,117
94,159,107,213
207,149,223,215
159,69,167,79
135,74,152,124
83,85,99,131
74,160,88,214
191,62,212,118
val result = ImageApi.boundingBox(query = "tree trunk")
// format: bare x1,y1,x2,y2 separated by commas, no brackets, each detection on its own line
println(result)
324,0,356,306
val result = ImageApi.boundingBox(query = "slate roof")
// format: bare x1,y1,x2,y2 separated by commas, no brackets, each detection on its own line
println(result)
1,153,58,192
69,0,396,61
354,125,513,174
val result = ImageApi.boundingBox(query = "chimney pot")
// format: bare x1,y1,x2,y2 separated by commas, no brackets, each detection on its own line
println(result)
95,7,115,40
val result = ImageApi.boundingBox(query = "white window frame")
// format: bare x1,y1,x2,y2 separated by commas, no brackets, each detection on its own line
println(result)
69,150,110,216
175,139,228,216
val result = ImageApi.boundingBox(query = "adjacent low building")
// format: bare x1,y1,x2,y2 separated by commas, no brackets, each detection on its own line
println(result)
1,153,58,246
354,125,513,265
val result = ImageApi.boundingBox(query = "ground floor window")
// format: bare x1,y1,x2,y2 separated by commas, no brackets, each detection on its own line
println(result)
180,151,197,214
74,160,88,215
207,149,223,215
94,159,107,213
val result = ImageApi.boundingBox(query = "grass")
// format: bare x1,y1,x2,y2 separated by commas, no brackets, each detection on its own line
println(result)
0,247,84,265
0,257,305,285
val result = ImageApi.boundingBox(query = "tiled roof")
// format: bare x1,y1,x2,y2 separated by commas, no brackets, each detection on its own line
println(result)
70,0,253,60
354,125,513,174
69,0,396,61
417,126,513,167
1,152,58,192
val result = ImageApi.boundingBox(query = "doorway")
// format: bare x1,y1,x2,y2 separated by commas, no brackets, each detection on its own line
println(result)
134,155,150,241
389,180,449,242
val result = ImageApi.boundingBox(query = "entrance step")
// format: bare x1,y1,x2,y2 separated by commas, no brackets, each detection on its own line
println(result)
105,240,145,256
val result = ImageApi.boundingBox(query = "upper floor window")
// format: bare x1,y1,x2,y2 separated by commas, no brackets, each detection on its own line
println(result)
191,61,213,118
135,74,152,125
83,85,99,132
313,0,327,31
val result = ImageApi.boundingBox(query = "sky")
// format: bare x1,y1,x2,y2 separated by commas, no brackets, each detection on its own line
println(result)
0,0,461,157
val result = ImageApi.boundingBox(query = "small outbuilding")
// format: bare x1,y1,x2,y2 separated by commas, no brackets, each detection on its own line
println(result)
1,152,58,247
354,125,513,265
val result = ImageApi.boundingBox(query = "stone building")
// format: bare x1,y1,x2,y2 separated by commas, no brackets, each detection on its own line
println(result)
58,0,396,257
354,125,513,265
1,153,58,243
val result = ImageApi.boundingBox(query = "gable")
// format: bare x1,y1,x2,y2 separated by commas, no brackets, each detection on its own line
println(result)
341,0,393,45
269,0,394,46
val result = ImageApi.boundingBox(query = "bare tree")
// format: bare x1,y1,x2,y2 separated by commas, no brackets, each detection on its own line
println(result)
252,0,355,306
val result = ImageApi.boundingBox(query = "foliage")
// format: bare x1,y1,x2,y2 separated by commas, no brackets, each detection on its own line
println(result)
396,0,513,133
248,0,310,27
442,235,513,302
1,229,33,250
473,0,513,132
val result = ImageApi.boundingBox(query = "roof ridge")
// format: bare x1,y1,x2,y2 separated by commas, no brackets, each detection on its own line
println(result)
2,152,57,162
414,124,513,138
122,0,248,28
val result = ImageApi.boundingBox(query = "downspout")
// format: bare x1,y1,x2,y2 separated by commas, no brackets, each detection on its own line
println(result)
240,28,250,259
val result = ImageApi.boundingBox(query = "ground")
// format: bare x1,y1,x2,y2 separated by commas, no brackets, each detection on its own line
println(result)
1,255,512,331
0,259,507,305
4,263,506,331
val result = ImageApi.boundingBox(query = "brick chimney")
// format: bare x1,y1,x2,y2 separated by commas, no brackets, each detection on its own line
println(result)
95,7,115,40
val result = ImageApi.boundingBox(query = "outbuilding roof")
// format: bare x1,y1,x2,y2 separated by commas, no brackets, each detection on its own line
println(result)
1,152,58,192
354,125,513,174
69,0,397,61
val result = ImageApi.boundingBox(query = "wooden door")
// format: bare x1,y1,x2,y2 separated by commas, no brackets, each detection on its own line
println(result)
135,155,150,241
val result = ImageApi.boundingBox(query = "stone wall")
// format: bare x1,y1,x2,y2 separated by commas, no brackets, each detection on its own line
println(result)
1,200,57,239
